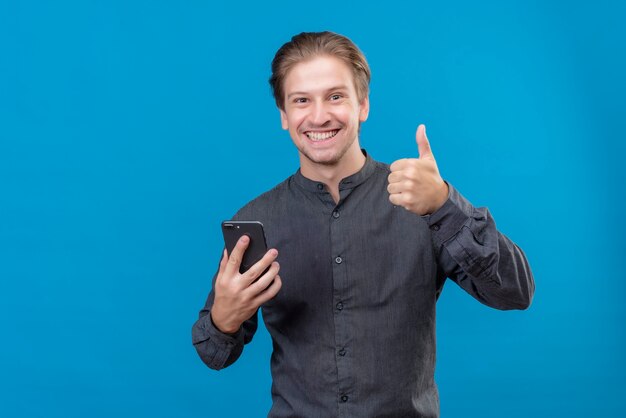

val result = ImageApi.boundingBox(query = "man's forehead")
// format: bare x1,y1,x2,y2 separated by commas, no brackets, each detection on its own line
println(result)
283,55,356,94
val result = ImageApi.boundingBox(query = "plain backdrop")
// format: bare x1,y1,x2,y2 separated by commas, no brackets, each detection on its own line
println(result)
1,1,625,417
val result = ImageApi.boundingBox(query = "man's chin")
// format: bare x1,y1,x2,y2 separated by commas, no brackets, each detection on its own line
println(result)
296,138,357,169
301,152,341,167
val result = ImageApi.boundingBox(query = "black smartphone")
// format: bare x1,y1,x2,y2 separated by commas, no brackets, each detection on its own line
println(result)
221,220,268,274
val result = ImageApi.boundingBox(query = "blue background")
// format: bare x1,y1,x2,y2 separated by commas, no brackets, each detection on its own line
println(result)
1,1,624,417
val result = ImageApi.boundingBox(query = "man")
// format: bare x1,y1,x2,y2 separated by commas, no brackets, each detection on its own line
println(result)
192,31,534,417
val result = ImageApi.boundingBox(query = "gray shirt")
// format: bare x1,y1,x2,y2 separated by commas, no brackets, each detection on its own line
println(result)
192,151,534,417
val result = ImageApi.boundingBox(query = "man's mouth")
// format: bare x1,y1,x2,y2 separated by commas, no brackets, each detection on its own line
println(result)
305,129,339,142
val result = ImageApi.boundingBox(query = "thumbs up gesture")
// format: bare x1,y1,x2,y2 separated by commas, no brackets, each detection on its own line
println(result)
387,124,449,216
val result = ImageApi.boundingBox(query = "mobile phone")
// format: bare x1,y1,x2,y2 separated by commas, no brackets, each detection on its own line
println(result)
221,220,269,274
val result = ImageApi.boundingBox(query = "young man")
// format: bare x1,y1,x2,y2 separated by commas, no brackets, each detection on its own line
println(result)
192,31,535,417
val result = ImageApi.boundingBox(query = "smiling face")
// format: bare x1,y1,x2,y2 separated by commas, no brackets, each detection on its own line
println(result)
279,55,369,177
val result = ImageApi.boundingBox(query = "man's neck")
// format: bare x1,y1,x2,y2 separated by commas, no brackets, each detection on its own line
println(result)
299,146,366,204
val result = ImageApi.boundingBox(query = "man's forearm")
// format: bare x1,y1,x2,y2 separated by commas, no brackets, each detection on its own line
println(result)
427,184,535,310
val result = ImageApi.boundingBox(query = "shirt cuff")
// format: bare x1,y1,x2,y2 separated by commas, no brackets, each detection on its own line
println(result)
193,312,244,348
422,182,475,248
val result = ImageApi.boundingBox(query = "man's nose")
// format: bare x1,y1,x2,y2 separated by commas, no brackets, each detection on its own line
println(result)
310,101,331,126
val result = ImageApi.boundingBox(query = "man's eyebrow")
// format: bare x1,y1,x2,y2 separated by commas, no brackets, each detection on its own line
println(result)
326,85,349,93
287,91,308,99
286,85,350,99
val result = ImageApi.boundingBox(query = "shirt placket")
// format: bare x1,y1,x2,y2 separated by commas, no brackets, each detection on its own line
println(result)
330,187,354,416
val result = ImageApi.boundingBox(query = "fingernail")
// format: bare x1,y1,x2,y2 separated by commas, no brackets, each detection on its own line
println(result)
240,235,249,243
270,249,278,256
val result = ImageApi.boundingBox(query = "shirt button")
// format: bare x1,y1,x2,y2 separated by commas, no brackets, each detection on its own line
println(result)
332,210,340,219
341,395,349,402
339,348,346,356
431,224,440,231
317,183,324,191
335,256,343,264
336,302,344,311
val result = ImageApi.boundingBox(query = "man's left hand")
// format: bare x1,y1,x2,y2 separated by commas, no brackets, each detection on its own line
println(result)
387,124,449,216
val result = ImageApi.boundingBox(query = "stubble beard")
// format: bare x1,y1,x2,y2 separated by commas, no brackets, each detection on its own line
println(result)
298,133,357,167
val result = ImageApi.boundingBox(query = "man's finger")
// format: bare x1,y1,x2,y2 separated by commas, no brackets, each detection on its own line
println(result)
242,249,279,286
387,171,405,184
388,193,405,207
224,235,250,276
216,248,228,281
248,261,280,295
389,158,409,172
254,274,283,306
416,124,433,160
387,182,405,195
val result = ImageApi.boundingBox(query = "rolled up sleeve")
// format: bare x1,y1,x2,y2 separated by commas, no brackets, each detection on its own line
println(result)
424,183,535,310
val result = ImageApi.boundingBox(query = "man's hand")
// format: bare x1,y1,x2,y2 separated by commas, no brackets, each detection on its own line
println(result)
210,235,282,334
387,124,449,216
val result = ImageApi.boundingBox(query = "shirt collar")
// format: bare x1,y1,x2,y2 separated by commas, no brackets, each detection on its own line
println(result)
293,149,377,193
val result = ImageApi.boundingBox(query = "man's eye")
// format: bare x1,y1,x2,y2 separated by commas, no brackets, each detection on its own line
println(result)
330,94,342,100
294,98,307,103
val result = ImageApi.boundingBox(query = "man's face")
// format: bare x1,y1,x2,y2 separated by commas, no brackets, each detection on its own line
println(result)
279,55,369,170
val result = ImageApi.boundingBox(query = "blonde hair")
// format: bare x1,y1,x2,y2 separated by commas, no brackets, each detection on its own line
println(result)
269,31,371,110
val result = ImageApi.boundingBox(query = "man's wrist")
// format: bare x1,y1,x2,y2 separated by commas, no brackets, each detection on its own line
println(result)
429,181,450,214
210,311,240,336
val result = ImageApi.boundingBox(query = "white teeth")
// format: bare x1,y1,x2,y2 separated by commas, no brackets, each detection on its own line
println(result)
306,130,338,141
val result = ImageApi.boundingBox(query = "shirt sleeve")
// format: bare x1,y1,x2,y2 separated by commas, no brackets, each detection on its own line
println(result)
424,182,535,310
191,266,259,370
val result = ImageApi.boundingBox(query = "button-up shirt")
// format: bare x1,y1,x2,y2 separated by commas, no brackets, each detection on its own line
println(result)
192,152,534,417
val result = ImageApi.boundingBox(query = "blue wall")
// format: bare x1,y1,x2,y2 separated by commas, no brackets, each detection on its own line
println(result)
1,1,624,417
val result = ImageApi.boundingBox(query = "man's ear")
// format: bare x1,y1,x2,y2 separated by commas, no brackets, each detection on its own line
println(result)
279,108,289,130
359,96,370,123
